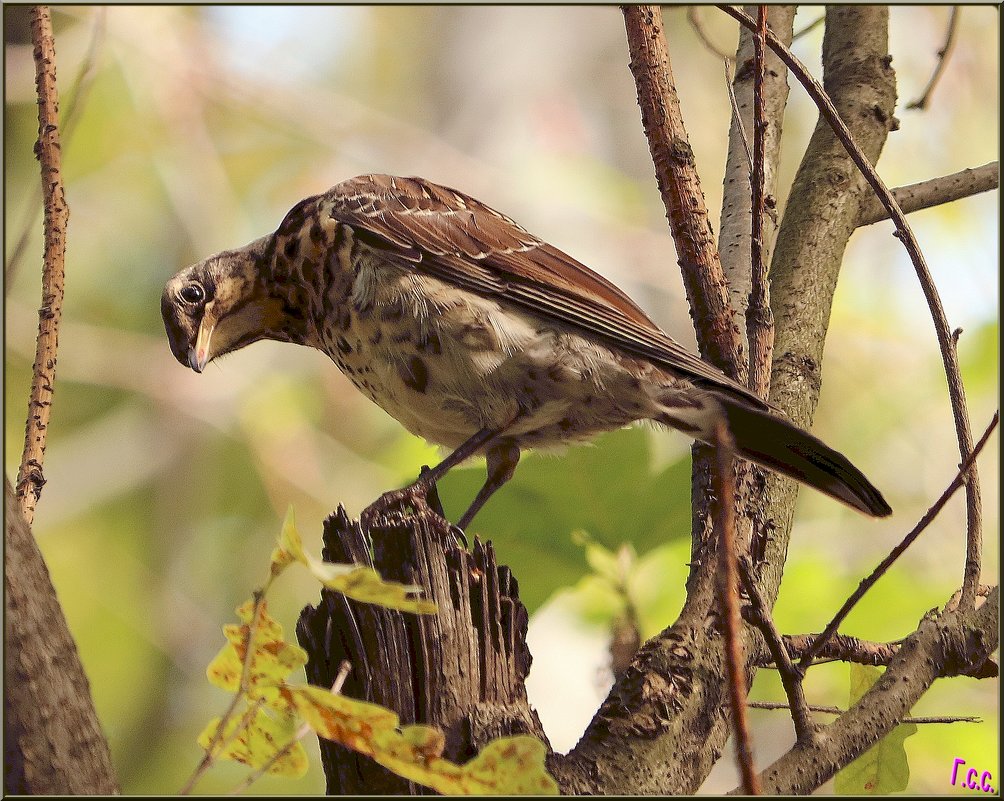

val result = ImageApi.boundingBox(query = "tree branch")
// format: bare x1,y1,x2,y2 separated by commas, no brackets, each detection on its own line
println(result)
748,702,981,726
855,162,999,227
721,0,985,612
798,412,998,670
713,422,760,794
622,4,743,379
16,4,70,526
740,586,999,794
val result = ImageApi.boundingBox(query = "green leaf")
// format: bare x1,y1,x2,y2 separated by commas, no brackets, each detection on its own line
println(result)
437,428,691,612
834,664,917,794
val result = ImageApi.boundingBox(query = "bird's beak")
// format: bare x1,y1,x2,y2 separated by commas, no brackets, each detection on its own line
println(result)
189,303,216,373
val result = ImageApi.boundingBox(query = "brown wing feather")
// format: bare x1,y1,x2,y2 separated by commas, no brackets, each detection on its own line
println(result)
323,174,767,410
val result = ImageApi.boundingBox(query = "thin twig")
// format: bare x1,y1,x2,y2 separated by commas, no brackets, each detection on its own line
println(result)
748,702,980,725
746,5,773,400
856,162,999,228
720,0,986,615
797,413,998,671
906,7,960,110
228,661,353,795
6,7,105,294
17,5,70,526
738,557,815,744
688,6,735,62
713,421,760,795
723,59,753,176
180,590,268,795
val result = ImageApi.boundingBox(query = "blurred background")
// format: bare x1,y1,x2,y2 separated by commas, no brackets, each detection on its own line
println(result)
4,5,997,794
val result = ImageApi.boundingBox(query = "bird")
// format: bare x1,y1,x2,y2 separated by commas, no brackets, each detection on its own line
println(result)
162,174,891,530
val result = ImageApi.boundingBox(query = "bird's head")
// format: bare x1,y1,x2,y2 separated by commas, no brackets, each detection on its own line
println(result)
162,235,290,372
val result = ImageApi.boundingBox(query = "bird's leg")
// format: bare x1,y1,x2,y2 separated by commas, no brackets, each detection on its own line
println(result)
361,427,499,526
456,440,521,532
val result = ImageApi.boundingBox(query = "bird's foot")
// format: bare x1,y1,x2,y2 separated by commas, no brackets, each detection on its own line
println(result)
359,469,468,549
360,466,446,530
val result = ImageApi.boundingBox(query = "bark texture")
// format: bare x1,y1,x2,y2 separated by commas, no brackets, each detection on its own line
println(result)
4,479,119,794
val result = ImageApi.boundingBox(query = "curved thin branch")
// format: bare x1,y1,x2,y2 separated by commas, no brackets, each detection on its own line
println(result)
906,6,960,111
16,5,70,525
720,0,985,612
798,412,998,670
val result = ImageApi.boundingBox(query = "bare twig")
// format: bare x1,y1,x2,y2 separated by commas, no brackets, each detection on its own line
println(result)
798,412,998,671
723,59,753,179
228,661,353,794
16,5,70,526
180,590,267,795
622,4,743,379
721,0,986,615
906,7,960,110
688,6,734,62
856,162,999,228
738,557,815,744
748,702,980,725
6,7,105,293
746,5,773,400
713,421,760,795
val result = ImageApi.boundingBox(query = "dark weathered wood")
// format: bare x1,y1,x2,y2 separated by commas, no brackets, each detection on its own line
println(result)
296,506,545,795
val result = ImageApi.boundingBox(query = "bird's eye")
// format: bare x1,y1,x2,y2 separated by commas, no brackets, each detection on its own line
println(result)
179,283,205,304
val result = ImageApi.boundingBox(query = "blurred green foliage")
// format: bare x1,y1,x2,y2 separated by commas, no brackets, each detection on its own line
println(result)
4,5,998,795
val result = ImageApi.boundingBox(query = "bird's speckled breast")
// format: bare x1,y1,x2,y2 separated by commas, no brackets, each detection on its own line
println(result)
312,234,664,452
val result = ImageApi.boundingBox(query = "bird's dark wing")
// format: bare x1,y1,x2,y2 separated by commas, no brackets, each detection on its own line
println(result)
323,174,767,410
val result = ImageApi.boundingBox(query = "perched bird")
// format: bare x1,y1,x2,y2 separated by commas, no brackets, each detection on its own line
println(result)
162,174,891,529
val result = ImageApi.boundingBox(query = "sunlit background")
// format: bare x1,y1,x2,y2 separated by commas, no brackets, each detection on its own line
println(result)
4,5,998,794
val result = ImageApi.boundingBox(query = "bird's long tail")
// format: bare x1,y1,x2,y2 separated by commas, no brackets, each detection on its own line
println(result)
657,394,892,517
719,397,891,517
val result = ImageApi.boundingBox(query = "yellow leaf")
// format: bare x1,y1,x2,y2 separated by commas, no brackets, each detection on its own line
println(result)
273,508,437,614
288,685,557,794
197,707,308,778
206,599,307,714
320,566,438,615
